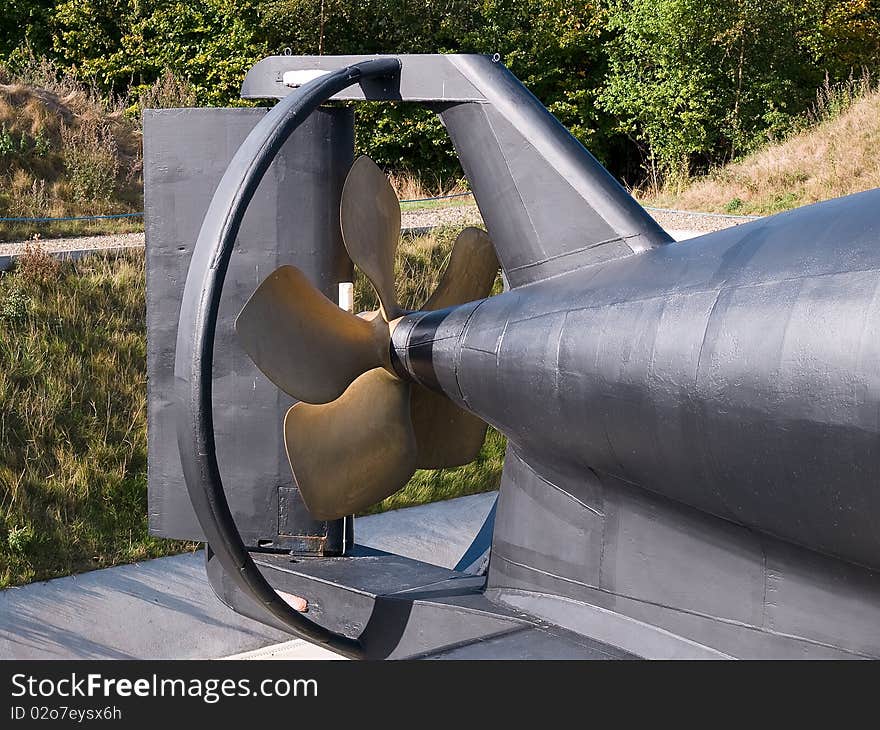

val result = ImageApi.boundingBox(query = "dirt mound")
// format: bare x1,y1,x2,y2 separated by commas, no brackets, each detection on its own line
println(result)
0,83,142,223
647,86,880,215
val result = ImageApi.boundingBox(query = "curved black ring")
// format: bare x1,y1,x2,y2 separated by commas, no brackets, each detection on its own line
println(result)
173,58,401,659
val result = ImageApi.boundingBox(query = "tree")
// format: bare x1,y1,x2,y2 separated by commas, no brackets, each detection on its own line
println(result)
0,1,56,59
258,1,610,176
51,0,268,105
598,0,873,184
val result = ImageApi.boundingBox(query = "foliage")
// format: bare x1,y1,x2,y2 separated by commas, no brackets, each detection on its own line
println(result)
261,0,609,175
50,0,268,106
600,0,880,184
0,249,195,588
643,77,880,214
0,0,55,58
3,0,880,184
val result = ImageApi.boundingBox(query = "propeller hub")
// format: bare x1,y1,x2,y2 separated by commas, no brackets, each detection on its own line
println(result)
389,304,481,394
236,155,497,519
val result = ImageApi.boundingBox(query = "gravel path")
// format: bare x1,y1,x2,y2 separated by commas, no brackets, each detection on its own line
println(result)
0,232,144,257
645,207,759,233
401,202,484,230
0,207,756,259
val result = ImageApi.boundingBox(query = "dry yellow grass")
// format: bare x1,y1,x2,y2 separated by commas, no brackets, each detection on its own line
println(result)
646,87,880,215
0,81,143,240
387,169,469,202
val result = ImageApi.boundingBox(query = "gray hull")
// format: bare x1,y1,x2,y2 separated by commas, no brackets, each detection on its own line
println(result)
401,189,880,572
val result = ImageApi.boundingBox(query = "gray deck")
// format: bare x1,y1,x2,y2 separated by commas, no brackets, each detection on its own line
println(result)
0,493,496,659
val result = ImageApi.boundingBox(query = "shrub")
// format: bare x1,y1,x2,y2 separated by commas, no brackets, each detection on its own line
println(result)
0,286,29,323
137,69,198,113
61,119,120,205
16,243,61,286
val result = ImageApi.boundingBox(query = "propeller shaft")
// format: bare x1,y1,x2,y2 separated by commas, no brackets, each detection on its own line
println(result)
389,302,482,396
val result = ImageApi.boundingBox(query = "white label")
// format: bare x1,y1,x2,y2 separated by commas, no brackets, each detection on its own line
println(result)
338,282,354,312
282,69,330,87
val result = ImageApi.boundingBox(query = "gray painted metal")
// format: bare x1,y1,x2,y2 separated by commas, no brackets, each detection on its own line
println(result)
389,190,880,658
241,54,672,287
488,451,880,659
144,107,353,549
158,53,880,658
218,547,636,659
241,54,485,102
173,59,401,657
398,191,880,573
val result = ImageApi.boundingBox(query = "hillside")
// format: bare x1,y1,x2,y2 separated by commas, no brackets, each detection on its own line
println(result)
646,86,880,216
0,82,142,240
0,229,505,587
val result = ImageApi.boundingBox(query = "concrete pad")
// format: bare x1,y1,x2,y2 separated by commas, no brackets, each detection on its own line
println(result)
228,492,499,661
667,229,704,241
0,492,497,660
225,639,342,660
0,551,288,659
355,492,496,569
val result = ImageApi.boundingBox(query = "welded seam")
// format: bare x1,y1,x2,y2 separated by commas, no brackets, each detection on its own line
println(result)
507,233,639,273
493,554,874,658
690,286,739,521
760,539,769,632
517,451,603,517
554,310,568,396
478,105,545,269
508,262,880,325
404,626,532,660
497,587,734,658
452,297,492,406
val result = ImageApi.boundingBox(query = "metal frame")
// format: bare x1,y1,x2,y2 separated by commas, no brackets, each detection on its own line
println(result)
174,58,400,657
172,53,880,659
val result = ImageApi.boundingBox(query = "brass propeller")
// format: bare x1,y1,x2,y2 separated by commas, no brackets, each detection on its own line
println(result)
340,156,403,321
234,265,389,404
236,155,499,520
284,368,417,520
409,226,497,469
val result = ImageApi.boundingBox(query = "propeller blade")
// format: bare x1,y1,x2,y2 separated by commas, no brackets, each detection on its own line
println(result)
284,368,417,520
235,265,388,405
406,227,495,468
423,227,499,311
409,385,489,469
340,156,403,320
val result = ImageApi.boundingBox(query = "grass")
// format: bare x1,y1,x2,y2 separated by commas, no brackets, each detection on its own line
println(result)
387,168,469,205
0,56,143,243
0,219,144,245
353,226,502,312
0,247,194,588
0,227,504,588
353,226,507,516
644,74,880,215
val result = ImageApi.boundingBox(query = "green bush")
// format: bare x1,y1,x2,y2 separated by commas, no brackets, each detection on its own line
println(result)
599,0,880,182
5,0,879,185
61,120,120,204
